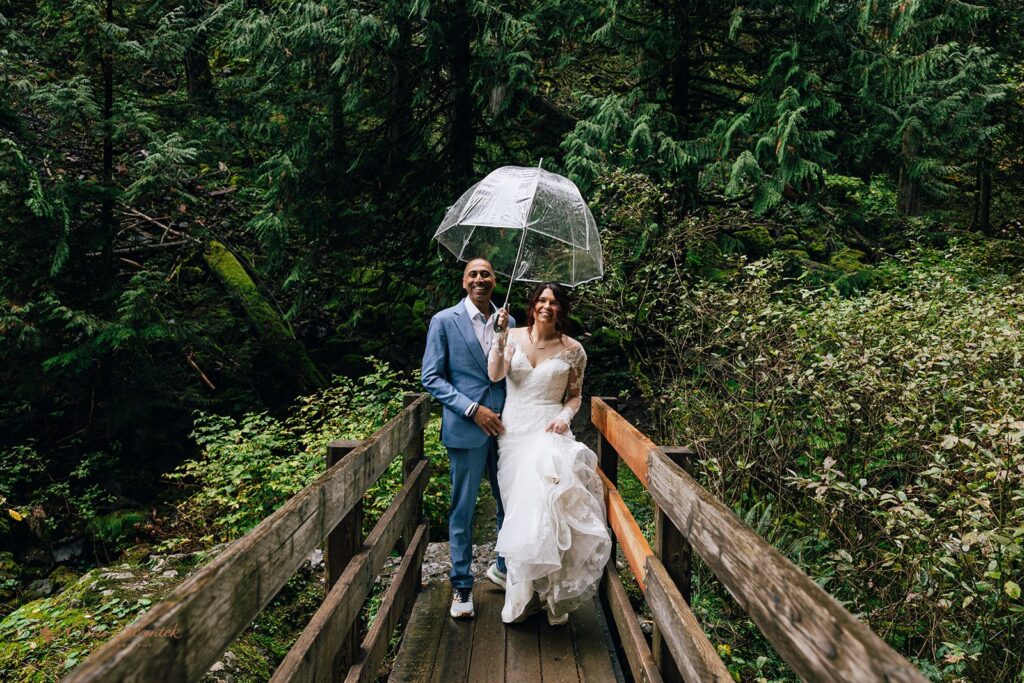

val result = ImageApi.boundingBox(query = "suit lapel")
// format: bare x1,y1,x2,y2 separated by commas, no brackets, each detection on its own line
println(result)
453,304,489,375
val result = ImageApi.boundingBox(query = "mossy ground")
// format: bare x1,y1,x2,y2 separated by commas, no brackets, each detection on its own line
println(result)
0,549,214,682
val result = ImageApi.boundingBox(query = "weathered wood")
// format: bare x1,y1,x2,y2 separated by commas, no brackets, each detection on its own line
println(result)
505,616,541,682
644,558,730,683
571,598,617,683
647,450,928,683
595,397,620,563
467,582,507,683
389,584,449,682
344,523,428,683
592,397,654,485
602,562,662,683
271,459,431,683
64,396,431,683
402,394,425,479
327,440,364,679
539,610,580,683
653,445,693,683
430,604,475,683
401,393,426,552
598,469,653,591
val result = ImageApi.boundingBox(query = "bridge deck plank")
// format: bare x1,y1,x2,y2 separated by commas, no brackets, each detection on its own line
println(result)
390,582,618,682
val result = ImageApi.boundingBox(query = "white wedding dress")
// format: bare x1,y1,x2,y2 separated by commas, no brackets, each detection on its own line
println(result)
490,335,611,623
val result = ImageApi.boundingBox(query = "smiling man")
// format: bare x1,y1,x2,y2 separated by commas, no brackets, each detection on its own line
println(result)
421,258,513,618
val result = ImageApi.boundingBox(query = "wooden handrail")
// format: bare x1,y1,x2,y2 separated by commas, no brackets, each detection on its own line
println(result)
591,397,928,683
592,397,656,485
597,468,652,590
271,458,431,682
65,394,431,683
344,523,428,683
597,467,728,682
647,451,928,683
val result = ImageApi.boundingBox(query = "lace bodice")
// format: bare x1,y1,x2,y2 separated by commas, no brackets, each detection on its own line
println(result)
494,336,587,436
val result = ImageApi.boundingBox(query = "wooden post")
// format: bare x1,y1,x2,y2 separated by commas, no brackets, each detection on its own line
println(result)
596,397,620,555
326,439,363,681
402,393,426,550
653,445,695,683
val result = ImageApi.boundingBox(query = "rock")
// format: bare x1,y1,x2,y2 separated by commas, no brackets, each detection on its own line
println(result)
205,648,238,682
307,548,323,569
99,572,134,581
734,226,775,257
49,565,80,592
829,247,867,273
26,578,55,598
776,230,803,250
160,570,179,579
52,538,86,563
21,547,54,570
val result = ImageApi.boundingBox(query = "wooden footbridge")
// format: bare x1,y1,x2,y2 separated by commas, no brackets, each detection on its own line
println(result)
65,394,927,683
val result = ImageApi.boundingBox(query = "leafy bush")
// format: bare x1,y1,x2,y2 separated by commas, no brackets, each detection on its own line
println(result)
593,234,1024,680
166,360,450,546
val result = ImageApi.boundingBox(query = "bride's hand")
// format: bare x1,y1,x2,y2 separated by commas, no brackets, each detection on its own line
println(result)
545,418,569,434
495,308,509,332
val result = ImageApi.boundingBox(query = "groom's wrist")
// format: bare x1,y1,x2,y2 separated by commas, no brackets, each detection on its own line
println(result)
465,402,479,418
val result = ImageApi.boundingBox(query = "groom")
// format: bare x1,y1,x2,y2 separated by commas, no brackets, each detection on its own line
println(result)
422,258,512,618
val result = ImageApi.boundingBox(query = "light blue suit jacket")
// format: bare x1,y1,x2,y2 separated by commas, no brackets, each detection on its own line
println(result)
421,302,514,449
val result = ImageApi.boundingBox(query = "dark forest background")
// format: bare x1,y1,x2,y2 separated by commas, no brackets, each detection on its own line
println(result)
2,0,1024,680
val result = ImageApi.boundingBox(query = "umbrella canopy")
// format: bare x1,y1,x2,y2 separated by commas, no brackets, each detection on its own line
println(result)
434,165,603,286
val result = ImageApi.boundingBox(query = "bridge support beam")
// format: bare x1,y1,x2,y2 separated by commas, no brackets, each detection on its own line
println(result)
653,445,694,683
326,439,364,681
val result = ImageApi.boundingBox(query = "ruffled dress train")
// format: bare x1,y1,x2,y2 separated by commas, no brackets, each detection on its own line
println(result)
493,342,611,623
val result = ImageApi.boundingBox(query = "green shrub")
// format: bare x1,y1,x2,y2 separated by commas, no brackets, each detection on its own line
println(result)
592,235,1024,680
166,360,449,545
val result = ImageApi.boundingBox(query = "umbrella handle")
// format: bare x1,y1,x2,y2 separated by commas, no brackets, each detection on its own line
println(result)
494,287,512,333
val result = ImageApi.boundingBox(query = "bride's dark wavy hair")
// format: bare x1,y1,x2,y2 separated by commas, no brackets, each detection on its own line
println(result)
525,282,571,338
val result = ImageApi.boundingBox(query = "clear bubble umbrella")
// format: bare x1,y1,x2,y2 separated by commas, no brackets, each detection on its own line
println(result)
433,163,603,320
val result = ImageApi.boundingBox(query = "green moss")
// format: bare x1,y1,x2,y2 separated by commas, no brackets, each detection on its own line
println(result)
0,547,226,681
48,566,79,592
204,241,326,390
776,231,802,249
828,247,867,273
733,226,775,257
781,249,811,262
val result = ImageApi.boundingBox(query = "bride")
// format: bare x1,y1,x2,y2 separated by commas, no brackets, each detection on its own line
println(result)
487,282,611,626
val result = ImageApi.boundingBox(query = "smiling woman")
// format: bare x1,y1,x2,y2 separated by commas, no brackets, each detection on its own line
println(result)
486,284,609,626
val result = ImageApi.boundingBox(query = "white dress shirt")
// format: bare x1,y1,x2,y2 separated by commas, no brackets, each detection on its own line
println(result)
462,296,497,417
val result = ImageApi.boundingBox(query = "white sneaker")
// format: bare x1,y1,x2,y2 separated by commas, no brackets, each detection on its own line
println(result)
450,587,474,618
486,563,507,589
547,610,569,627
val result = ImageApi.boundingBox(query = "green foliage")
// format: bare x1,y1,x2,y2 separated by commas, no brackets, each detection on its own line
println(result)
165,360,449,545
612,238,1023,678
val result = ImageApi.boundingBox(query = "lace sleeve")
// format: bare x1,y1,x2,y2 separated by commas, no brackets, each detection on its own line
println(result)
564,346,587,396
557,345,587,424
488,331,516,381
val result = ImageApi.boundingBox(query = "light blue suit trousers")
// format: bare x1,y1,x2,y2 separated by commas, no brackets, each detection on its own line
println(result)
421,302,512,587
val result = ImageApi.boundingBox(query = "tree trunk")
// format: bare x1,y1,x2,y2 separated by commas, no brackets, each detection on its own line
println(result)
897,128,921,216
386,14,415,178
183,0,215,106
670,0,691,129
101,0,116,285
203,240,328,392
449,0,475,182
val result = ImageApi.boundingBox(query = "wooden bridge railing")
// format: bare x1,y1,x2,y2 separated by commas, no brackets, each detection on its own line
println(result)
591,397,928,683
65,393,432,683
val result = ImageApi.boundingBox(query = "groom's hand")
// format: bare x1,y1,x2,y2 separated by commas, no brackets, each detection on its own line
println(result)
473,406,505,436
